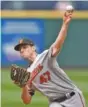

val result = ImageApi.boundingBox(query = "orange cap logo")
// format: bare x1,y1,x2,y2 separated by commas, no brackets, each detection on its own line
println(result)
19,39,23,44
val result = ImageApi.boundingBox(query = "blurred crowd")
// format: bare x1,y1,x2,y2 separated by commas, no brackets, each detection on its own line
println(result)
1,1,88,10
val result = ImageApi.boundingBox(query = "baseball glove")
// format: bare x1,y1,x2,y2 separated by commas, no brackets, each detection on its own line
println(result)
10,64,30,88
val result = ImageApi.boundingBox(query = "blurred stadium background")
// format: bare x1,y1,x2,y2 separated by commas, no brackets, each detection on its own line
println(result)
1,1,88,107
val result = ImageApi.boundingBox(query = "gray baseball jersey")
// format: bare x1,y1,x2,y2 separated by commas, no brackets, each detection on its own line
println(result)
27,47,80,101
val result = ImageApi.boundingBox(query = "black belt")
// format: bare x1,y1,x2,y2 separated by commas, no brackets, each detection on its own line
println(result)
52,92,75,103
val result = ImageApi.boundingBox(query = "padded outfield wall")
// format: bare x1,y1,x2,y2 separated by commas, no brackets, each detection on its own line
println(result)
1,10,88,67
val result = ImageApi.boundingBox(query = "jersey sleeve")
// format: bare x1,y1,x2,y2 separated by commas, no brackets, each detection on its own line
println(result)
48,46,57,59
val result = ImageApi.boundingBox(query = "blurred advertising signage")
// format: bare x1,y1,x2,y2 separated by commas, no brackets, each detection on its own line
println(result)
1,19,45,67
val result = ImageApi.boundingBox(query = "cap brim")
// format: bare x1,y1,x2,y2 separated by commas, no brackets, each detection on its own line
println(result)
14,43,28,51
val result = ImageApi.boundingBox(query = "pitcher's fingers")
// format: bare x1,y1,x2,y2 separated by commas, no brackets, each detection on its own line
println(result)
64,12,72,17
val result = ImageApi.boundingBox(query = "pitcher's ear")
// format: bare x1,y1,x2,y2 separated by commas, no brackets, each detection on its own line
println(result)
32,46,36,51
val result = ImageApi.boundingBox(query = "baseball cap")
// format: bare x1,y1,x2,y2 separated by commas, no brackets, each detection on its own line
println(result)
14,39,34,51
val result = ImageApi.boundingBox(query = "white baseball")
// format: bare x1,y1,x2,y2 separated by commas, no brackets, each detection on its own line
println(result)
66,5,74,12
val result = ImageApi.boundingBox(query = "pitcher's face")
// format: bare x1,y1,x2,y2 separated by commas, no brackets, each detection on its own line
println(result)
19,45,35,60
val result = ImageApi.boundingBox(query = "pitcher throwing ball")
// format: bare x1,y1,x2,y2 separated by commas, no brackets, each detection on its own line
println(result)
11,10,86,107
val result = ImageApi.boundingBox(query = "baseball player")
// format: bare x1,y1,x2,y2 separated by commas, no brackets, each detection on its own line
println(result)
12,11,86,107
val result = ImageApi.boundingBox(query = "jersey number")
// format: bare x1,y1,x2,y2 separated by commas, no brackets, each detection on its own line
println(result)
40,71,51,84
